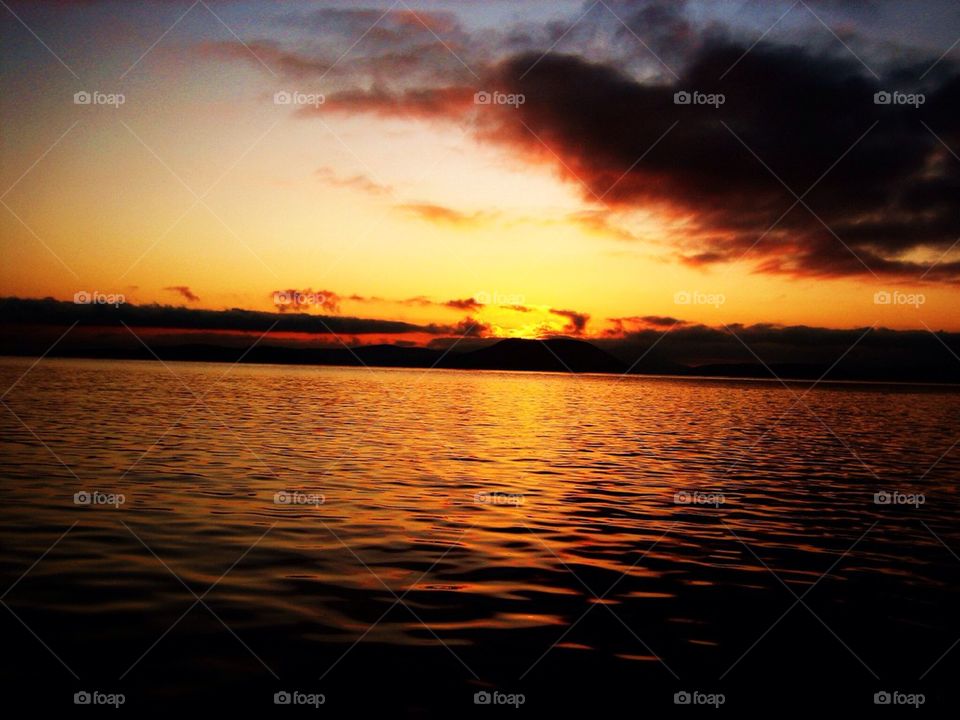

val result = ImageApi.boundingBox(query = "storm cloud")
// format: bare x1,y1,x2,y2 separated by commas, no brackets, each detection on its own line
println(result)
480,43,960,280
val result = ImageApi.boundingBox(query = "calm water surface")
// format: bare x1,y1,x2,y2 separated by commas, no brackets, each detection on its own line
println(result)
1,357,958,712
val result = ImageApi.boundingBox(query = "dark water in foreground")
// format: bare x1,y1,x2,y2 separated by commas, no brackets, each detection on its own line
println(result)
1,357,959,713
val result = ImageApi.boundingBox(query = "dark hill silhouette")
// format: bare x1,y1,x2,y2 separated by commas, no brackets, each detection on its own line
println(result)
11,337,624,373
441,338,625,373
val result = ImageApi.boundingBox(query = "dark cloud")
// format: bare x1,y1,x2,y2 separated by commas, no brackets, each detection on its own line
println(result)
0,297,445,336
602,0,702,74
0,297,504,341
481,44,960,280
549,308,590,335
445,297,483,311
419,315,491,338
271,288,341,313
443,316,492,338
640,315,686,327
164,285,200,302
398,295,435,307
343,293,497,313
606,315,686,335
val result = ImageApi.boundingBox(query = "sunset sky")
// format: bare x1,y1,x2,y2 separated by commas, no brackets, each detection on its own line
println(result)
2,0,959,346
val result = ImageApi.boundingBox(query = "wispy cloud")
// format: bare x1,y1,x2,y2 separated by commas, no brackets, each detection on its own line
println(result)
396,203,493,227
164,285,200,302
315,166,392,196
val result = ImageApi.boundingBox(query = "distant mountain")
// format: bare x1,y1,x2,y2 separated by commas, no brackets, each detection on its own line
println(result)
441,338,626,373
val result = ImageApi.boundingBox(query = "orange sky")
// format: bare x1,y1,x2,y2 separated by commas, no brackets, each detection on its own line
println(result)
2,0,958,340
